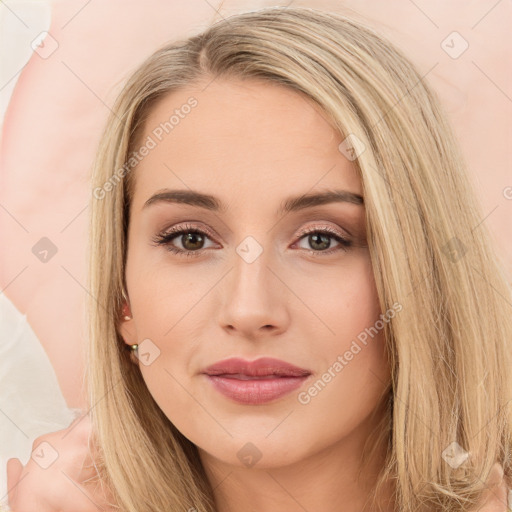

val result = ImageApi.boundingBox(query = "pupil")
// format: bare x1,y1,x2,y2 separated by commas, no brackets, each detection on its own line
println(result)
183,232,204,250
310,233,330,250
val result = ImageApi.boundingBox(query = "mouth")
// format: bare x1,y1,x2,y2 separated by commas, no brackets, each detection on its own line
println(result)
201,357,312,404
210,373,297,380
202,356,311,377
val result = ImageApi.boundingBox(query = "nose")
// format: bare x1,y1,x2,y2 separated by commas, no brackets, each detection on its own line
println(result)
217,246,290,340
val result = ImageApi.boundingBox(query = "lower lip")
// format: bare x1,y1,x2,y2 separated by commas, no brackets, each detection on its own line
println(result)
205,374,310,404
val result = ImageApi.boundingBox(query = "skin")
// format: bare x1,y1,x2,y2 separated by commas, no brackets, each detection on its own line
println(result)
6,415,117,511
118,77,394,512
0,0,222,410
1,1,509,510
6,421,509,512
6,76,509,512
2,0,509,420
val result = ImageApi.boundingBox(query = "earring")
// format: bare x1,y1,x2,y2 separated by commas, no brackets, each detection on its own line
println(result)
130,344,138,351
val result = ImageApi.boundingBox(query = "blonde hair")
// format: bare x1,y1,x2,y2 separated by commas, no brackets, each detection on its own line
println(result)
86,6,512,511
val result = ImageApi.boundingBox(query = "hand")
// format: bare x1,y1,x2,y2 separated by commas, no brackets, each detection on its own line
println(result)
6,413,117,511
472,462,509,512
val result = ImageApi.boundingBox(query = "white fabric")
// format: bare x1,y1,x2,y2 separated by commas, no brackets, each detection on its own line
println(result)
0,292,79,509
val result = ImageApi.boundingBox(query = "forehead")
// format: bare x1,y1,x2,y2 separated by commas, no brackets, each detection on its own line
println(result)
130,78,362,214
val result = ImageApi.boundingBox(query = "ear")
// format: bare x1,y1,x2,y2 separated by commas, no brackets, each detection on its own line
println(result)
119,317,137,345
118,301,137,347
118,311,141,366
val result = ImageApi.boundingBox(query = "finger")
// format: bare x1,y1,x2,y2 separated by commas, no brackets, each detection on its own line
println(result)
476,463,508,512
489,462,504,485
76,445,104,484
12,466,115,512
44,473,114,512
6,458,23,505
477,481,508,512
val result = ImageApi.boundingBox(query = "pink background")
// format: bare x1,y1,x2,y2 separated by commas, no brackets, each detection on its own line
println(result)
1,0,511,410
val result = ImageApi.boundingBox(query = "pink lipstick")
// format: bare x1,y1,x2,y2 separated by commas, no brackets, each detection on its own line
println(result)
201,357,311,405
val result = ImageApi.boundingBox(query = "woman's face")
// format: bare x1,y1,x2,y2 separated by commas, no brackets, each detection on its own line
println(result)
119,77,391,470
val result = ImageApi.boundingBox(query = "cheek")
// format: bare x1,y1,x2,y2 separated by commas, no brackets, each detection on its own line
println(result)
126,240,212,333
293,253,381,340
299,255,389,401
124,249,200,413
294,265,391,443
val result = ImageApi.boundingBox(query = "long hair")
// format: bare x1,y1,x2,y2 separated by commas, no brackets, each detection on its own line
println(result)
86,6,512,511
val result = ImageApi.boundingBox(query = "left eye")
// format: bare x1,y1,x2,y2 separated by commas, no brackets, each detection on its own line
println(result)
151,224,351,257
293,229,351,254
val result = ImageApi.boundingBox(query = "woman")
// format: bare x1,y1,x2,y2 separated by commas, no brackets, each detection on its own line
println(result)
7,6,512,512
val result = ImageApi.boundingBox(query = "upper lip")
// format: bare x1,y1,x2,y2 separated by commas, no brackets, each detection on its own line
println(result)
202,357,311,377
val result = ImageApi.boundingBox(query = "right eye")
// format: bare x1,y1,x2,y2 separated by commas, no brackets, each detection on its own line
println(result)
151,223,218,257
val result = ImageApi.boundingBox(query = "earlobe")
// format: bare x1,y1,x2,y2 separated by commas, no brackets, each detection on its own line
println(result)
119,317,140,365
119,317,137,344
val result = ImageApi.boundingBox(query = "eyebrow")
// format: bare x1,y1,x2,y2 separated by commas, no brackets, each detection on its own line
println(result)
143,188,364,215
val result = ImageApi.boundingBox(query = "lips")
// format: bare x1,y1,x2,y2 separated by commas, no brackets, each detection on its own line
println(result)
201,357,312,405
202,357,311,378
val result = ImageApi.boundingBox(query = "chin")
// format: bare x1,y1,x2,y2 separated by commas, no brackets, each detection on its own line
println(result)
197,435,313,470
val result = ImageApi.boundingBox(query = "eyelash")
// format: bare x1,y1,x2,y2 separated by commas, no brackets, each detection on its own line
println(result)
151,223,352,258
